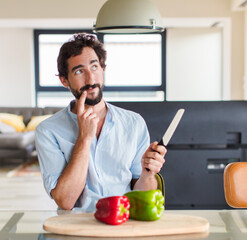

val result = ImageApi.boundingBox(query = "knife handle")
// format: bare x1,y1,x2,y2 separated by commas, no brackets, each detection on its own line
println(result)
145,139,165,172
158,138,164,146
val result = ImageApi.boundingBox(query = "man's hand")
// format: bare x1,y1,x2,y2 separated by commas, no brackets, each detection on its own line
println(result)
132,142,166,191
77,91,99,141
141,142,167,175
51,91,99,210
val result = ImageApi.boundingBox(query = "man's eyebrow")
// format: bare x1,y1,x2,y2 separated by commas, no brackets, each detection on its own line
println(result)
71,65,83,72
71,59,99,72
90,59,99,64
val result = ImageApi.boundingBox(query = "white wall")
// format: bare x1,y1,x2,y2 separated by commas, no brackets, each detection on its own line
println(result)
0,0,231,19
244,9,247,99
166,28,222,101
0,28,34,107
231,11,244,99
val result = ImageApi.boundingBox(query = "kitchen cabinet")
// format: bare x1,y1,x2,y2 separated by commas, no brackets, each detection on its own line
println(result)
113,101,247,209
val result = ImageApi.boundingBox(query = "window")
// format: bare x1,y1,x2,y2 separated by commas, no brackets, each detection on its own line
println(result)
104,34,162,87
34,27,225,106
38,34,71,87
34,30,165,107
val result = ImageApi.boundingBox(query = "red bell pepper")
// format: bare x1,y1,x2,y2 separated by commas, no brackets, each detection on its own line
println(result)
94,196,130,225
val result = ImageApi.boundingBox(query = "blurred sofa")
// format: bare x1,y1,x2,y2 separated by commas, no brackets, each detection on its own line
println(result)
0,107,62,163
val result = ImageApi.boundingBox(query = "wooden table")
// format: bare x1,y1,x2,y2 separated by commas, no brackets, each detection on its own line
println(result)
0,209,247,239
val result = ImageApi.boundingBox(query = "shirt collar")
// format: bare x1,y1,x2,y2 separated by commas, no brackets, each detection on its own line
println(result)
67,100,115,124
67,100,77,120
105,102,114,124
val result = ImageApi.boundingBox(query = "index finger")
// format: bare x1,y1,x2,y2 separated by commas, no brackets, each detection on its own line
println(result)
77,91,87,116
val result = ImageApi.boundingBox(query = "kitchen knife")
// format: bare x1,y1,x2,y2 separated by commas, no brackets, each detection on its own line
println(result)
146,108,185,171
157,108,185,146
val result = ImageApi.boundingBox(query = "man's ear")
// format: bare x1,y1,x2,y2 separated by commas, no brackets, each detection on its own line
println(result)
59,76,69,88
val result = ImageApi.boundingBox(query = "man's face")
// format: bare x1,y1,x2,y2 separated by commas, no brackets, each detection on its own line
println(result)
61,47,104,106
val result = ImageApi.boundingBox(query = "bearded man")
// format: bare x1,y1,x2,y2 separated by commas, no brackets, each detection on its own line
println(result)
35,33,166,211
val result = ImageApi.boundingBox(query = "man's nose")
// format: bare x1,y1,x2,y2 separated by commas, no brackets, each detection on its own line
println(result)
85,70,95,85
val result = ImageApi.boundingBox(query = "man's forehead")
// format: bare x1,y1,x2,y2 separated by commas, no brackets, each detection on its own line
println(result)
68,49,99,67
81,47,98,58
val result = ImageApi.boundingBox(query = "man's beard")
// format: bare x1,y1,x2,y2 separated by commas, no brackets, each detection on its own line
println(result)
69,84,103,106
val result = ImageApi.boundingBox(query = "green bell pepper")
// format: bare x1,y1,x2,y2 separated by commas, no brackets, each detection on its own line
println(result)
124,189,164,221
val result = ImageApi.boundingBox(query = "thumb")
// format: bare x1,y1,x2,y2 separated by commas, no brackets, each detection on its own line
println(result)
150,141,158,150
144,141,158,154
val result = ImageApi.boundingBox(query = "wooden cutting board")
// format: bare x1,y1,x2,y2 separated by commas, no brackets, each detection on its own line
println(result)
43,213,209,237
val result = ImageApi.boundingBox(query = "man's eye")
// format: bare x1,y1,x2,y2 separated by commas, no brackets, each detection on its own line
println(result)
92,65,97,70
75,70,82,75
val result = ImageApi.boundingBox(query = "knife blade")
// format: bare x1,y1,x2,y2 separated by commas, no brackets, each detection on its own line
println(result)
158,108,185,146
145,108,185,172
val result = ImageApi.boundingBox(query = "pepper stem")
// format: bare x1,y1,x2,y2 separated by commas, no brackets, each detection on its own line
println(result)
119,204,127,216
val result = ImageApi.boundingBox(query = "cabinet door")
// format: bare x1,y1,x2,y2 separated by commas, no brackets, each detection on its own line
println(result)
161,148,244,209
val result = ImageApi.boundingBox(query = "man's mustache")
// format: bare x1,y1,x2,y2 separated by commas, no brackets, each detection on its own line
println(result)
80,84,101,92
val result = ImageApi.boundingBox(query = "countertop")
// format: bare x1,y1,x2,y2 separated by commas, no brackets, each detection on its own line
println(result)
0,209,247,239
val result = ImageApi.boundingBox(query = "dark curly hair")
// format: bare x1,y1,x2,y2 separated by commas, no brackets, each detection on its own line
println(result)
57,33,107,79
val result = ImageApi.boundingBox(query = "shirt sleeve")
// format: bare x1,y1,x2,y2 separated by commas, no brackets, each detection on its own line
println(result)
130,114,150,179
35,124,67,198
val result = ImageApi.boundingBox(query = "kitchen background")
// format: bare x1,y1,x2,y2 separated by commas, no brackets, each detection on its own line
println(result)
0,0,247,210
0,0,245,107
